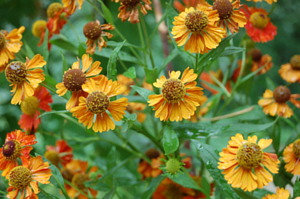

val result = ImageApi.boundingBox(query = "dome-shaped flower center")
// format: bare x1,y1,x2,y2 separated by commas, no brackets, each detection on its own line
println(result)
166,158,182,175
47,2,63,18
2,140,21,160
0,33,5,50
5,62,27,84
63,69,86,91
237,142,263,169
162,79,185,102
9,166,31,189
21,96,39,116
251,49,262,62
213,0,233,20
86,91,110,114
61,168,73,182
32,20,47,38
293,140,300,158
83,21,102,40
273,86,290,103
250,12,269,29
122,0,140,7
185,10,208,33
72,173,88,190
146,148,160,159
44,150,60,167
290,55,300,70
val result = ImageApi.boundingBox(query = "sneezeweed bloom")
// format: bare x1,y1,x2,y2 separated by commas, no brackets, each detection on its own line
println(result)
44,140,73,167
113,0,152,24
83,21,114,55
0,130,37,176
242,6,277,43
218,133,280,192
258,86,300,118
62,0,84,15
0,26,25,72
32,20,47,47
213,0,246,34
71,76,128,133
6,156,52,199
18,86,53,133
279,55,300,83
173,0,210,12
56,54,102,110
250,48,273,74
262,188,290,199
138,148,163,179
5,54,46,105
171,5,226,54
283,139,300,175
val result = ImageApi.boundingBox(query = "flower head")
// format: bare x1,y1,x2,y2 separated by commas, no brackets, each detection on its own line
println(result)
258,86,300,118
44,140,73,167
279,55,300,83
283,139,300,175
218,133,279,191
32,20,47,47
250,48,273,74
262,188,290,199
148,67,204,121
138,148,163,179
62,0,84,14
0,26,25,72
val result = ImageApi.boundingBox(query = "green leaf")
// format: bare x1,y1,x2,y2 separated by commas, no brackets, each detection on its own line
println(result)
294,178,300,197
98,0,114,25
96,46,140,64
162,126,179,155
221,46,245,57
107,40,126,80
123,67,136,79
42,75,58,94
234,189,258,199
131,85,155,101
144,68,158,84
141,175,166,199
41,30,49,61
50,35,77,55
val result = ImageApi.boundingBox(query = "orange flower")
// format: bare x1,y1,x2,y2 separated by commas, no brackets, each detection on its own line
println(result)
246,0,277,5
18,86,53,133
148,67,204,121
117,74,135,95
0,130,37,176
279,55,300,83
171,5,226,54
6,156,52,199
242,5,277,43
200,69,231,95
64,159,99,199
0,26,25,72
283,139,300,175
218,133,280,192
62,0,84,15
138,149,163,179
250,48,273,74
5,54,45,105
71,76,128,132
44,140,73,167
83,21,114,55
258,86,300,118
113,0,152,24
56,54,102,110
173,0,210,12
262,188,290,199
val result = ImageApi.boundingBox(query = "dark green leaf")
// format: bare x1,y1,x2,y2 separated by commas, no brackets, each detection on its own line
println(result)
123,67,136,79
131,85,155,101
144,68,158,84
141,175,166,199
50,35,77,55
162,126,179,155
107,40,126,80
221,46,245,57
294,178,300,197
98,0,114,25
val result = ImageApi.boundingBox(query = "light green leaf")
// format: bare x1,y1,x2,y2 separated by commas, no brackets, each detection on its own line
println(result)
162,126,179,155
123,67,136,79
50,35,77,55
98,0,114,25
221,46,245,57
131,85,155,101
107,40,126,80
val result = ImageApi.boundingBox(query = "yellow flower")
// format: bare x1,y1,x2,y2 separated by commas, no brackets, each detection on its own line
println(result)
279,55,300,83
148,67,203,121
62,0,84,14
283,139,300,175
171,5,226,54
262,188,290,199
218,133,279,192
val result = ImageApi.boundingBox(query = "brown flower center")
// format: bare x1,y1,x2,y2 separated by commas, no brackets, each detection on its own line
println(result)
273,86,291,103
250,12,269,29
185,10,208,33
237,142,263,169
21,96,39,116
86,91,110,114
5,62,27,84
32,20,47,38
162,79,185,102
2,140,21,160
146,148,160,159
0,33,5,50
63,69,86,91
83,21,102,40
9,166,32,189
251,49,262,62
122,0,140,7
61,168,73,182
213,0,233,20
44,150,60,167
72,173,88,190
290,55,300,70
293,140,300,159
47,2,63,18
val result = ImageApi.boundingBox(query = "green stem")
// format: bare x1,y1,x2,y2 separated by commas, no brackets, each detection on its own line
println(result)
141,17,155,68
195,53,199,72
137,22,147,67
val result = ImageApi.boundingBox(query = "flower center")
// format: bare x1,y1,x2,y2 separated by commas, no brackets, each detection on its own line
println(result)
273,86,291,103
166,158,182,175
21,96,39,116
290,55,300,70
250,12,269,29
63,69,86,92
121,0,140,7
237,142,263,169
83,21,102,40
0,33,5,50
32,20,47,38
293,140,300,159
5,62,27,84
162,79,185,102
2,140,21,160
146,148,160,159
44,150,60,167
185,10,208,33
251,49,262,62
213,0,233,20
8,166,32,189
47,2,63,18
72,173,88,190
61,168,73,182
86,91,110,114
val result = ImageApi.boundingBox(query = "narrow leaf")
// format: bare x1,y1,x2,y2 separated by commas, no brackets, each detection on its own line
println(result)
107,40,126,80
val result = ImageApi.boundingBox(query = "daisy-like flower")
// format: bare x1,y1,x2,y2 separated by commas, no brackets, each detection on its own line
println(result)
218,133,280,192
246,0,277,5
0,130,37,176
258,86,300,118
212,0,246,34
83,21,114,55
171,5,226,54
6,156,52,199
173,0,210,13
0,26,25,72
279,55,300,83
250,48,273,74
148,67,203,121
113,0,152,24
56,54,102,110
32,20,48,48
138,149,163,179
44,140,73,168
283,139,300,174
242,5,277,43
71,76,128,132
5,54,46,105
262,188,290,199
18,86,53,133
62,0,84,15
